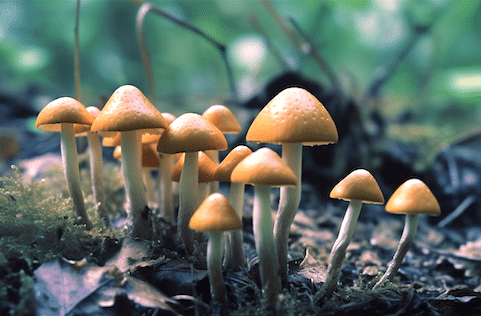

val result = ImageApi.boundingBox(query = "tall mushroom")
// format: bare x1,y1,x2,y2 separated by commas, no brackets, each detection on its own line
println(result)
36,97,94,229
157,113,227,252
231,147,297,310
246,87,338,279
321,169,384,297
91,85,169,239
189,193,243,305
373,179,440,289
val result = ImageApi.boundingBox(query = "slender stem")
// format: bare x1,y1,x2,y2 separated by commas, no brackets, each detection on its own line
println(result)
87,131,108,226
373,214,419,289
274,142,302,280
224,182,247,269
136,3,156,103
61,123,92,229
254,185,281,309
322,200,363,296
143,168,154,207
74,0,81,102
121,130,152,239
178,151,199,253
207,232,227,305
159,154,174,222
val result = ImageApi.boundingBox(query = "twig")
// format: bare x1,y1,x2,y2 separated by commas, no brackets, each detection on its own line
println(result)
437,195,475,228
74,0,81,102
136,3,156,103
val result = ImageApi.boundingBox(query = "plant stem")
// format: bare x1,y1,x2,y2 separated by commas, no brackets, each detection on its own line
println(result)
87,131,108,226
207,232,227,305
224,182,247,269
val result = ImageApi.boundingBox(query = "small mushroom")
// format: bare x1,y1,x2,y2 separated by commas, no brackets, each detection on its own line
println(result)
189,193,242,305
321,169,384,297
373,178,440,289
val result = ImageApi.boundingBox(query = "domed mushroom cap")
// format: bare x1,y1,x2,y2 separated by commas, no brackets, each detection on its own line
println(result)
171,151,217,183
142,144,161,168
246,87,338,145
90,85,168,133
75,106,101,135
102,133,121,147
202,105,242,134
231,147,297,187
36,97,94,132
386,179,441,216
215,145,252,182
330,169,384,204
189,193,243,232
156,113,228,154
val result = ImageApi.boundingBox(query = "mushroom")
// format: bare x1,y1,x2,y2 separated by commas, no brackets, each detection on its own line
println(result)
91,85,169,239
373,179,440,289
321,169,384,296
157,113,227,252
141,144,161,208
215,145,252,269
189,193,243,305
246,87,338,279
36,97,94,229
231,147,297,309
202,105,242,194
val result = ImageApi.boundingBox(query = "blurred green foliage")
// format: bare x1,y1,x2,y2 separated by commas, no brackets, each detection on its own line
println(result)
1,0,480,133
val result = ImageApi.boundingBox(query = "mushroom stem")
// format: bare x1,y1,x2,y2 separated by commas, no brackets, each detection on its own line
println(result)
254,184,281,309
143,168,155,207
121,130,152,239
205,149,219,194
178,151,199,252
224,182,247,269
373,214,419,289
207,231,227,304
60,123,93,229
274,142,303,280
322,199,363,296
159,153,174,223
86,131,108,226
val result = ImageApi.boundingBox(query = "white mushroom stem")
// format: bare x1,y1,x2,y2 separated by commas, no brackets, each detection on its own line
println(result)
254,184,281,308
159,154,174,223
205,149,219,194
60,123,92,229
143,168,155,207
207,231,227,304
322,199,363,296
274,142,303,279
224,182,247,269
373,214,419,289
121,130,151,239
178,151,199,252
86,131,108,226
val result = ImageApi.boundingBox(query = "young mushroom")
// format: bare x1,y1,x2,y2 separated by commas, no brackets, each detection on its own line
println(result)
246,87,338,280
373,178,440,289
189,193,242,306
321,169,384,297
36,97,94,229
231,147,297,310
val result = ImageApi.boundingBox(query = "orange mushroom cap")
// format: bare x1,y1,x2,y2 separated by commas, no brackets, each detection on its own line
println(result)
36,97,94,132
142,144,161,168
330,169,384,204
102,133,122,147
246,87,338,146
202,105,242,134
385,179,441,216
230,147,297,187
156,113,228,154
189,193,243,232
171,151,217,183
215,145,252,182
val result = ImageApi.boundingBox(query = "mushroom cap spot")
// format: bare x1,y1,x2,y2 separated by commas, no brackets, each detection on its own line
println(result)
330,169,384,204
202,105,242,134
230,147,297,187
386,179,441,216
171,151,217,183
90,85,168,133
189,193,243,232
246,87,338,145
156,113,228,154
215,145,252,182
102,132,122,147
36,97,94,132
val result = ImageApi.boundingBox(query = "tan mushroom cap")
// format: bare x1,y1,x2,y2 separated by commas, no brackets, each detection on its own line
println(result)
231,147,297,187
330,169,384,204
102,133,121,147
75,106,101,135
189,193,243,232
215,145,252,182
246,87,338,146
142,144,161,168
202,105,242,134
156,113,228,154
113,146,121,162
36,97,94,132
90,85,169,133
171,151,217,183
386,179,441,216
